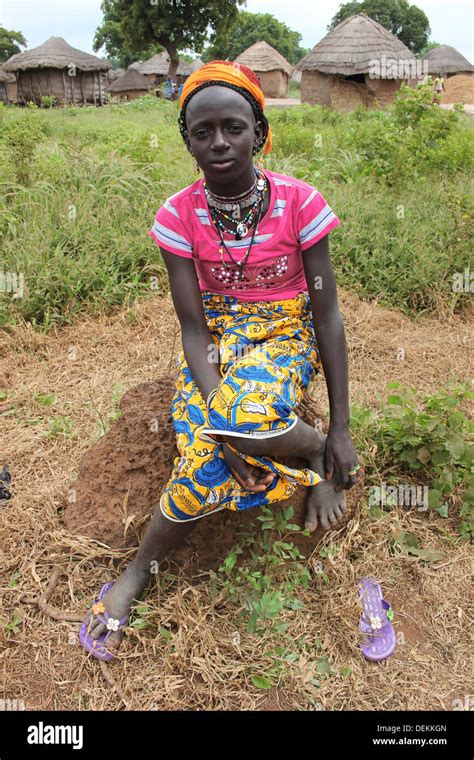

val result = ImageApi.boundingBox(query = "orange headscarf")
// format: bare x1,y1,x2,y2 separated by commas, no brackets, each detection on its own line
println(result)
179,60,273,155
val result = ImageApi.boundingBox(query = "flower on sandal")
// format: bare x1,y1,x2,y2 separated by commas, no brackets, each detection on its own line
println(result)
92,602,105,615
369,615,383,630
106,617,121,632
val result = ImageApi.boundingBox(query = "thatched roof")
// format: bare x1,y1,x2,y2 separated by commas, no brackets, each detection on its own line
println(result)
299,13,415,75
3,36,111,72
0,68,15,83
108,68,125,81
109,67,150,92
133,53,203,76
422,45,473,75
234,40,293,75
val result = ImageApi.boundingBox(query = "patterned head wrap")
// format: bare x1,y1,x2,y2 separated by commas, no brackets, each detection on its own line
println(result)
178,60,273,156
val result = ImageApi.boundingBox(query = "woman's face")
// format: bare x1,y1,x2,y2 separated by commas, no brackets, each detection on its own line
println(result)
184,85,264,183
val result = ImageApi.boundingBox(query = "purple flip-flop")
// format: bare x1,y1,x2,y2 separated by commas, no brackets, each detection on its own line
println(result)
79,582,129,661
356,577,397,662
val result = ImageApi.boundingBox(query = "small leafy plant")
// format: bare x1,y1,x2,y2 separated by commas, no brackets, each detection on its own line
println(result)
210,505,311,634
351,377,473,539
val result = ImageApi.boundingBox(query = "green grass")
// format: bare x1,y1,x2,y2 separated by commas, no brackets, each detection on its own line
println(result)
0,85,472,329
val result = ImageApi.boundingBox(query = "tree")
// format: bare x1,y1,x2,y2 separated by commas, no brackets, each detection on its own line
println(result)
329,0,431,54
93,0,245,76
93,1,161,68
0,26,27,64
418,41,440,59
202,11,309,65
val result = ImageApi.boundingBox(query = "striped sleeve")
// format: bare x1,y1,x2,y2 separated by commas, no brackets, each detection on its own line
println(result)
149,196,193,258
295,186,340,251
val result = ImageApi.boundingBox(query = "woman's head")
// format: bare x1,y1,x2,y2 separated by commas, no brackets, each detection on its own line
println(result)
178,61,272,182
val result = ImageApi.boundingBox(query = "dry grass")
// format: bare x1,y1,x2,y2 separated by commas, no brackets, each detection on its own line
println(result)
0,289,472,711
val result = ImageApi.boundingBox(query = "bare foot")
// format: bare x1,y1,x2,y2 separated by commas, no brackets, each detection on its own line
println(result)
84,564,150,654
305,434,347,532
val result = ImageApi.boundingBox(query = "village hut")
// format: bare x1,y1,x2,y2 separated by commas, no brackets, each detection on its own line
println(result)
132,53,203,88
234,40,293,97
109,67,151,100
422,45,473,77
422,46,473,105
107,68,124,83
2,36,111,106
0,69,17,103
298,13,417,109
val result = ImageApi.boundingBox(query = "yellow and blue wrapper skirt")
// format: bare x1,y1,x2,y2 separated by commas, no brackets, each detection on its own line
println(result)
159,290,323,522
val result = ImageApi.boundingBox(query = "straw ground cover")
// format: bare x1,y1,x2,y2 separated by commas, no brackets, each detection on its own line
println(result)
0,291,472,710
0,92,473,710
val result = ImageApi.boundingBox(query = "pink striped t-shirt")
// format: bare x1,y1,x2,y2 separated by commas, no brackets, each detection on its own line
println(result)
149,169,340,302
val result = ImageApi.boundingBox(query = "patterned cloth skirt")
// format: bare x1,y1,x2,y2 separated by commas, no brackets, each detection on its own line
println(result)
159,289,323,522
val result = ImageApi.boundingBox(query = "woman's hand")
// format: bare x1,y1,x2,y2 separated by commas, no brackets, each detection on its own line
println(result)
324,426,360,492
221,442,275,493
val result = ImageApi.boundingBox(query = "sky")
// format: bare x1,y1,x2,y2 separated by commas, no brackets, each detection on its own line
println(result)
1,0,473,62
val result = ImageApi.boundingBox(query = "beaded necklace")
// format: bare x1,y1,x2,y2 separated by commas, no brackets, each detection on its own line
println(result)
204,167,268,281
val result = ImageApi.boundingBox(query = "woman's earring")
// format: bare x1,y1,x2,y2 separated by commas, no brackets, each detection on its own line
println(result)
253,142,265,170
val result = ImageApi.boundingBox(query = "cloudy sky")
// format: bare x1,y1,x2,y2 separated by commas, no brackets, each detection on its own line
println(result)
1,0,473,61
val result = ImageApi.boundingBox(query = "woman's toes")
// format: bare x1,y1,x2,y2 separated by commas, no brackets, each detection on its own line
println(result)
304,503,318,532
90,623,106,640
105,631,123,650
328,509,338,526
319,511,331,531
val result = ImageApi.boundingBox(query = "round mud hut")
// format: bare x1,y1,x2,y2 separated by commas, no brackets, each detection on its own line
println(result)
0,69,17,103
109,67,151,100
132,53,203,88
298,13,417,109
422,45,473,105
2,36,111,106
422,45,473,77
234,40,293,98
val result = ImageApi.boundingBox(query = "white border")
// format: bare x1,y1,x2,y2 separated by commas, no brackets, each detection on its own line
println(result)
199,416,298,444
159,493,227,522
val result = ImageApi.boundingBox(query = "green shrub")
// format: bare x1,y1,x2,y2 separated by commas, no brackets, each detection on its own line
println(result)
351,378,474,540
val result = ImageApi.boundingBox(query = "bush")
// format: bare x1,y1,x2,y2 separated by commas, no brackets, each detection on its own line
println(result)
351,378,474,540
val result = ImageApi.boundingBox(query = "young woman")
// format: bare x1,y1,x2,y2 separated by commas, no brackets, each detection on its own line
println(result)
80,61,360,660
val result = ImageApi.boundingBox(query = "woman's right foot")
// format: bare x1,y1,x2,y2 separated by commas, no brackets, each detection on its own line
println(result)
304,434,347,532
84,564,150,654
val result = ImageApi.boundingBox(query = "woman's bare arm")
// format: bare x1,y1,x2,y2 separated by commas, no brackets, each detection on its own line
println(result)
301,235,349,430
159,247,222,403
302,235,359,489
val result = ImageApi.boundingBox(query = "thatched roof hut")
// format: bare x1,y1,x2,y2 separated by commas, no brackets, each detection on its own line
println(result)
0,69,17,103
422,45,473,77
234,40,293,97
108,68,124,82
2,36,111,106
298,13,417,110
109,67,151,100
131,53,203,86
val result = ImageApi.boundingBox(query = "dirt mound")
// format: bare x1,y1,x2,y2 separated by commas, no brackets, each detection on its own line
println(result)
64,377,364,568
442,73,474,104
